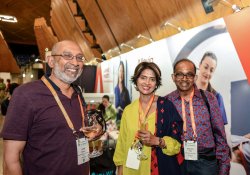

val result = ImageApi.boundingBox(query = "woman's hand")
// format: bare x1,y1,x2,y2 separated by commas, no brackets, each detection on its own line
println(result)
117,165,123,175
137,130,159,147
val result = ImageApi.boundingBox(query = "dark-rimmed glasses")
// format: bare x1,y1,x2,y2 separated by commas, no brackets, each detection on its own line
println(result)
174,72,195,79
52,53,85,62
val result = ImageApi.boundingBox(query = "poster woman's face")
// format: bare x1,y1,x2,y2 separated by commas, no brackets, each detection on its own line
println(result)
119,64,124,81
199,56,217,84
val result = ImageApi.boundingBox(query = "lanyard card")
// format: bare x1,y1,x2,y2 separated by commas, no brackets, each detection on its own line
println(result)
76,137,90,165
184,140,198,160
126,148,140,170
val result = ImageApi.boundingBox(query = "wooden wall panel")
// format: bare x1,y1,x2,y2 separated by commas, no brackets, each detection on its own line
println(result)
79,0,250,56
133,0,193,38
0,32,20,73
34,17,58,61
0,0,51,45
51,0,95,61
77,0,118,51
97,0,149,43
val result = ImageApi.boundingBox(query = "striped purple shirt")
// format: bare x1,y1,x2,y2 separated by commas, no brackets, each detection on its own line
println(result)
166,85,230,175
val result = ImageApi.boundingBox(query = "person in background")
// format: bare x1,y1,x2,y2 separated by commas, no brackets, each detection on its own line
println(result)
5,79,11,92
1,83,19,116
0,78,6,104
0,78,6,91
102,95,117,122
196,51,228,125
114,61,183,175
1,40,103,175
97,102,105,116
166,58,230,175
114,61,131,127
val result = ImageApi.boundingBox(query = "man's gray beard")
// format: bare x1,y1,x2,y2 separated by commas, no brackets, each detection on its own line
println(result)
53,62,82,84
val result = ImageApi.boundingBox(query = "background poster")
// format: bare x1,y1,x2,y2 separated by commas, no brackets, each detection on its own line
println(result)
99,15,250,139
166,18,247,138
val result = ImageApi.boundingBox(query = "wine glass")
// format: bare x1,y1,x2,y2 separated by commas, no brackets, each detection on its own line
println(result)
82,109,104,158
82,110,99,138
132,122,148,160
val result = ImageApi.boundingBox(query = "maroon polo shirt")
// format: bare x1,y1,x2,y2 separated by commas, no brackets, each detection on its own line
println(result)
1,77,89,175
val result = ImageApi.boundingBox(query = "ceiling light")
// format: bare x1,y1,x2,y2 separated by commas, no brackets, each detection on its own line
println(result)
0,15,18,23
112,49,121,55
161,21,186,32
137,34,154,43
107,49,113,56
35,58,47,63
120,43,135,50
95,57,103,63
219,0,241,13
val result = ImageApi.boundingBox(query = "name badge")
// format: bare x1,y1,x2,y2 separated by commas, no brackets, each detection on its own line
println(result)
126,148,140,170
184,140,198,160
76,138,90,165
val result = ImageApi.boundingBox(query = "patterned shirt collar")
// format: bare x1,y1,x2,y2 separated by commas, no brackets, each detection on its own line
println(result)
171,84,203,100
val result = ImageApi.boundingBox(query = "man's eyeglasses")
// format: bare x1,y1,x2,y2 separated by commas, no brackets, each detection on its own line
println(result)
52,53,86,62
174,72,195,79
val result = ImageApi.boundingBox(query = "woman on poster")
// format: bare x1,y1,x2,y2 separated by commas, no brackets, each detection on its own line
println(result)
196,51,228,125
114,61,131,127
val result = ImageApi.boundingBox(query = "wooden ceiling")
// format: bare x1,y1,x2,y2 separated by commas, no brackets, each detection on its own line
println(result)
0,0,51,45
0,0,250,60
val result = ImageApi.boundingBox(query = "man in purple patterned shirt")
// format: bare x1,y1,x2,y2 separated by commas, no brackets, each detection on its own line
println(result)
166,58,230,175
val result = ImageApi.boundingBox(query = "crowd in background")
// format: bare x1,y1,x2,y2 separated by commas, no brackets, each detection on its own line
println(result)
0,78,19,116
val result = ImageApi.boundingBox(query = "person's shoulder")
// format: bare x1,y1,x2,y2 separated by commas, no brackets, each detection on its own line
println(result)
157,96,176,108
110,104,116,110
202,89,216,100
17,80,42,89
157,96,182,120
200,90,220,108
157,96,167,103
215,92,223,99
13,80,44,96
165,90,177,101
123,99,138,111
114,85,119,91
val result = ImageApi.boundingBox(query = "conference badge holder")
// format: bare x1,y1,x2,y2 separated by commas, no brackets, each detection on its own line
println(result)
184,140,198,160
126,148,140,170
76,137,90,165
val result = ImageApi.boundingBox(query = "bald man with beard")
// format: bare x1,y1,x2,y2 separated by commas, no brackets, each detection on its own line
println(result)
1,40,103,175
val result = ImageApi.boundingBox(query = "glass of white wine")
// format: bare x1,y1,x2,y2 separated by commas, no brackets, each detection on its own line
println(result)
82,110,103,158
82,111,99,139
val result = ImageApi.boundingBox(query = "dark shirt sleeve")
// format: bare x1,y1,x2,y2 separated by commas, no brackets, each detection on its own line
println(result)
207,92,230,175
1,98,9,116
